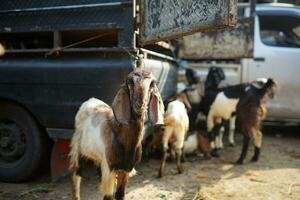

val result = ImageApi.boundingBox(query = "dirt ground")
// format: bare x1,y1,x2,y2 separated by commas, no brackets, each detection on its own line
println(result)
1,129,300,200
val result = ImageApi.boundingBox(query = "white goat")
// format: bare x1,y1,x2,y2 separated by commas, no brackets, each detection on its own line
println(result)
69,69,164,200
158,92,190,178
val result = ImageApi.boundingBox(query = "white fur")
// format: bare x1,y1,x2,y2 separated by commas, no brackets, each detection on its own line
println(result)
183,134,198,154
215,128,224,149
215,115,236,148
69,98,116,198
207,92,239,148
209,92,239,122
78,102,111,186
252,78,268,88
207,92,239,133
228,116,236,145
159,99,189,177
163,100,189,151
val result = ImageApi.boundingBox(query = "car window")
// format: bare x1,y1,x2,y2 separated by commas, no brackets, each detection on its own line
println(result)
259,14,300,48
293,26,300,38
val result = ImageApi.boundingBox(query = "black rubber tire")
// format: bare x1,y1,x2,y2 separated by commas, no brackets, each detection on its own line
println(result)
0,102,49,182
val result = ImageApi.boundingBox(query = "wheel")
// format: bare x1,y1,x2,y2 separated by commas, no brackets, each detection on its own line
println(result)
0,101,49,182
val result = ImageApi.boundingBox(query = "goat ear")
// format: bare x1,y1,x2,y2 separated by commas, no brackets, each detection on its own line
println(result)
149,85,164,125
112,87,131,125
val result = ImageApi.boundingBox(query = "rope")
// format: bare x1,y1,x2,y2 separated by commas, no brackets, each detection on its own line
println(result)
45,32,111,56
45,31,144,69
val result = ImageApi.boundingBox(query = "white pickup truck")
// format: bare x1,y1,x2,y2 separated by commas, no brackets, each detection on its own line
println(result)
181,3,300,124
242,3,300,122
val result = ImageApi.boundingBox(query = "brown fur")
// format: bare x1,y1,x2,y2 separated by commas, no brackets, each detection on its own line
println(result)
115,171,129,200
236,78,277,164
164,91,192,112
196,132,211,157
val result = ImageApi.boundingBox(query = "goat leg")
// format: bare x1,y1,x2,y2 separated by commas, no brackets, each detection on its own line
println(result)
175,148,183,174
71,167,82,200
236,135,250,164
115,171,129,200
210,123,222,157
216,129,224,149
251,146,260,162
100,171,116,200
158,150,167,178
251,130,262,162
228,116,236,146
181,147,186,163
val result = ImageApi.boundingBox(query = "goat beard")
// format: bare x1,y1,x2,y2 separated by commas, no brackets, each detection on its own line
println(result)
132,103,148,117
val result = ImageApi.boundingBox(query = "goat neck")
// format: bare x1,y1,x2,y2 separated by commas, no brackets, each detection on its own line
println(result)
109,115,144,172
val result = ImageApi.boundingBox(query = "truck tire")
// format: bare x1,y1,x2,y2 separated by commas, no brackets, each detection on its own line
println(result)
0,102,49,182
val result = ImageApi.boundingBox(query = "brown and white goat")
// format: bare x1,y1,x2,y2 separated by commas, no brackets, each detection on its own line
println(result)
69,69,164,200
205,78,274,156
158,92,190,178
236,78,277,164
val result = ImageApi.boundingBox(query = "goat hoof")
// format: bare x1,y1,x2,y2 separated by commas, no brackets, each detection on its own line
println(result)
115,195,125,200
157,173,162,178
204,155,212,160
236,159,244,165
251,157,259,162
103,195,113,200
210,149,220,157
229,143,235,147
178,168,183,174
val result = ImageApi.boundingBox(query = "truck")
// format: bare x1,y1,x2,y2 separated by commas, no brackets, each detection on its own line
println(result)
0,0,237,181
178,3,300,124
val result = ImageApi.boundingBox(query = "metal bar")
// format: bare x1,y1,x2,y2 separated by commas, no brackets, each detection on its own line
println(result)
140,48,177,62
5,47,134,53
238,3,251,8
0,1,132,14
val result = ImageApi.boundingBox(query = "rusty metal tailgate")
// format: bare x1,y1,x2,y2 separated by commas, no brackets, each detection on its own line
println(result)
138,0,237,46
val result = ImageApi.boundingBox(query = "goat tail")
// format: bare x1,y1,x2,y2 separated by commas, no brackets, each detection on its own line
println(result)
69,130,81,171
